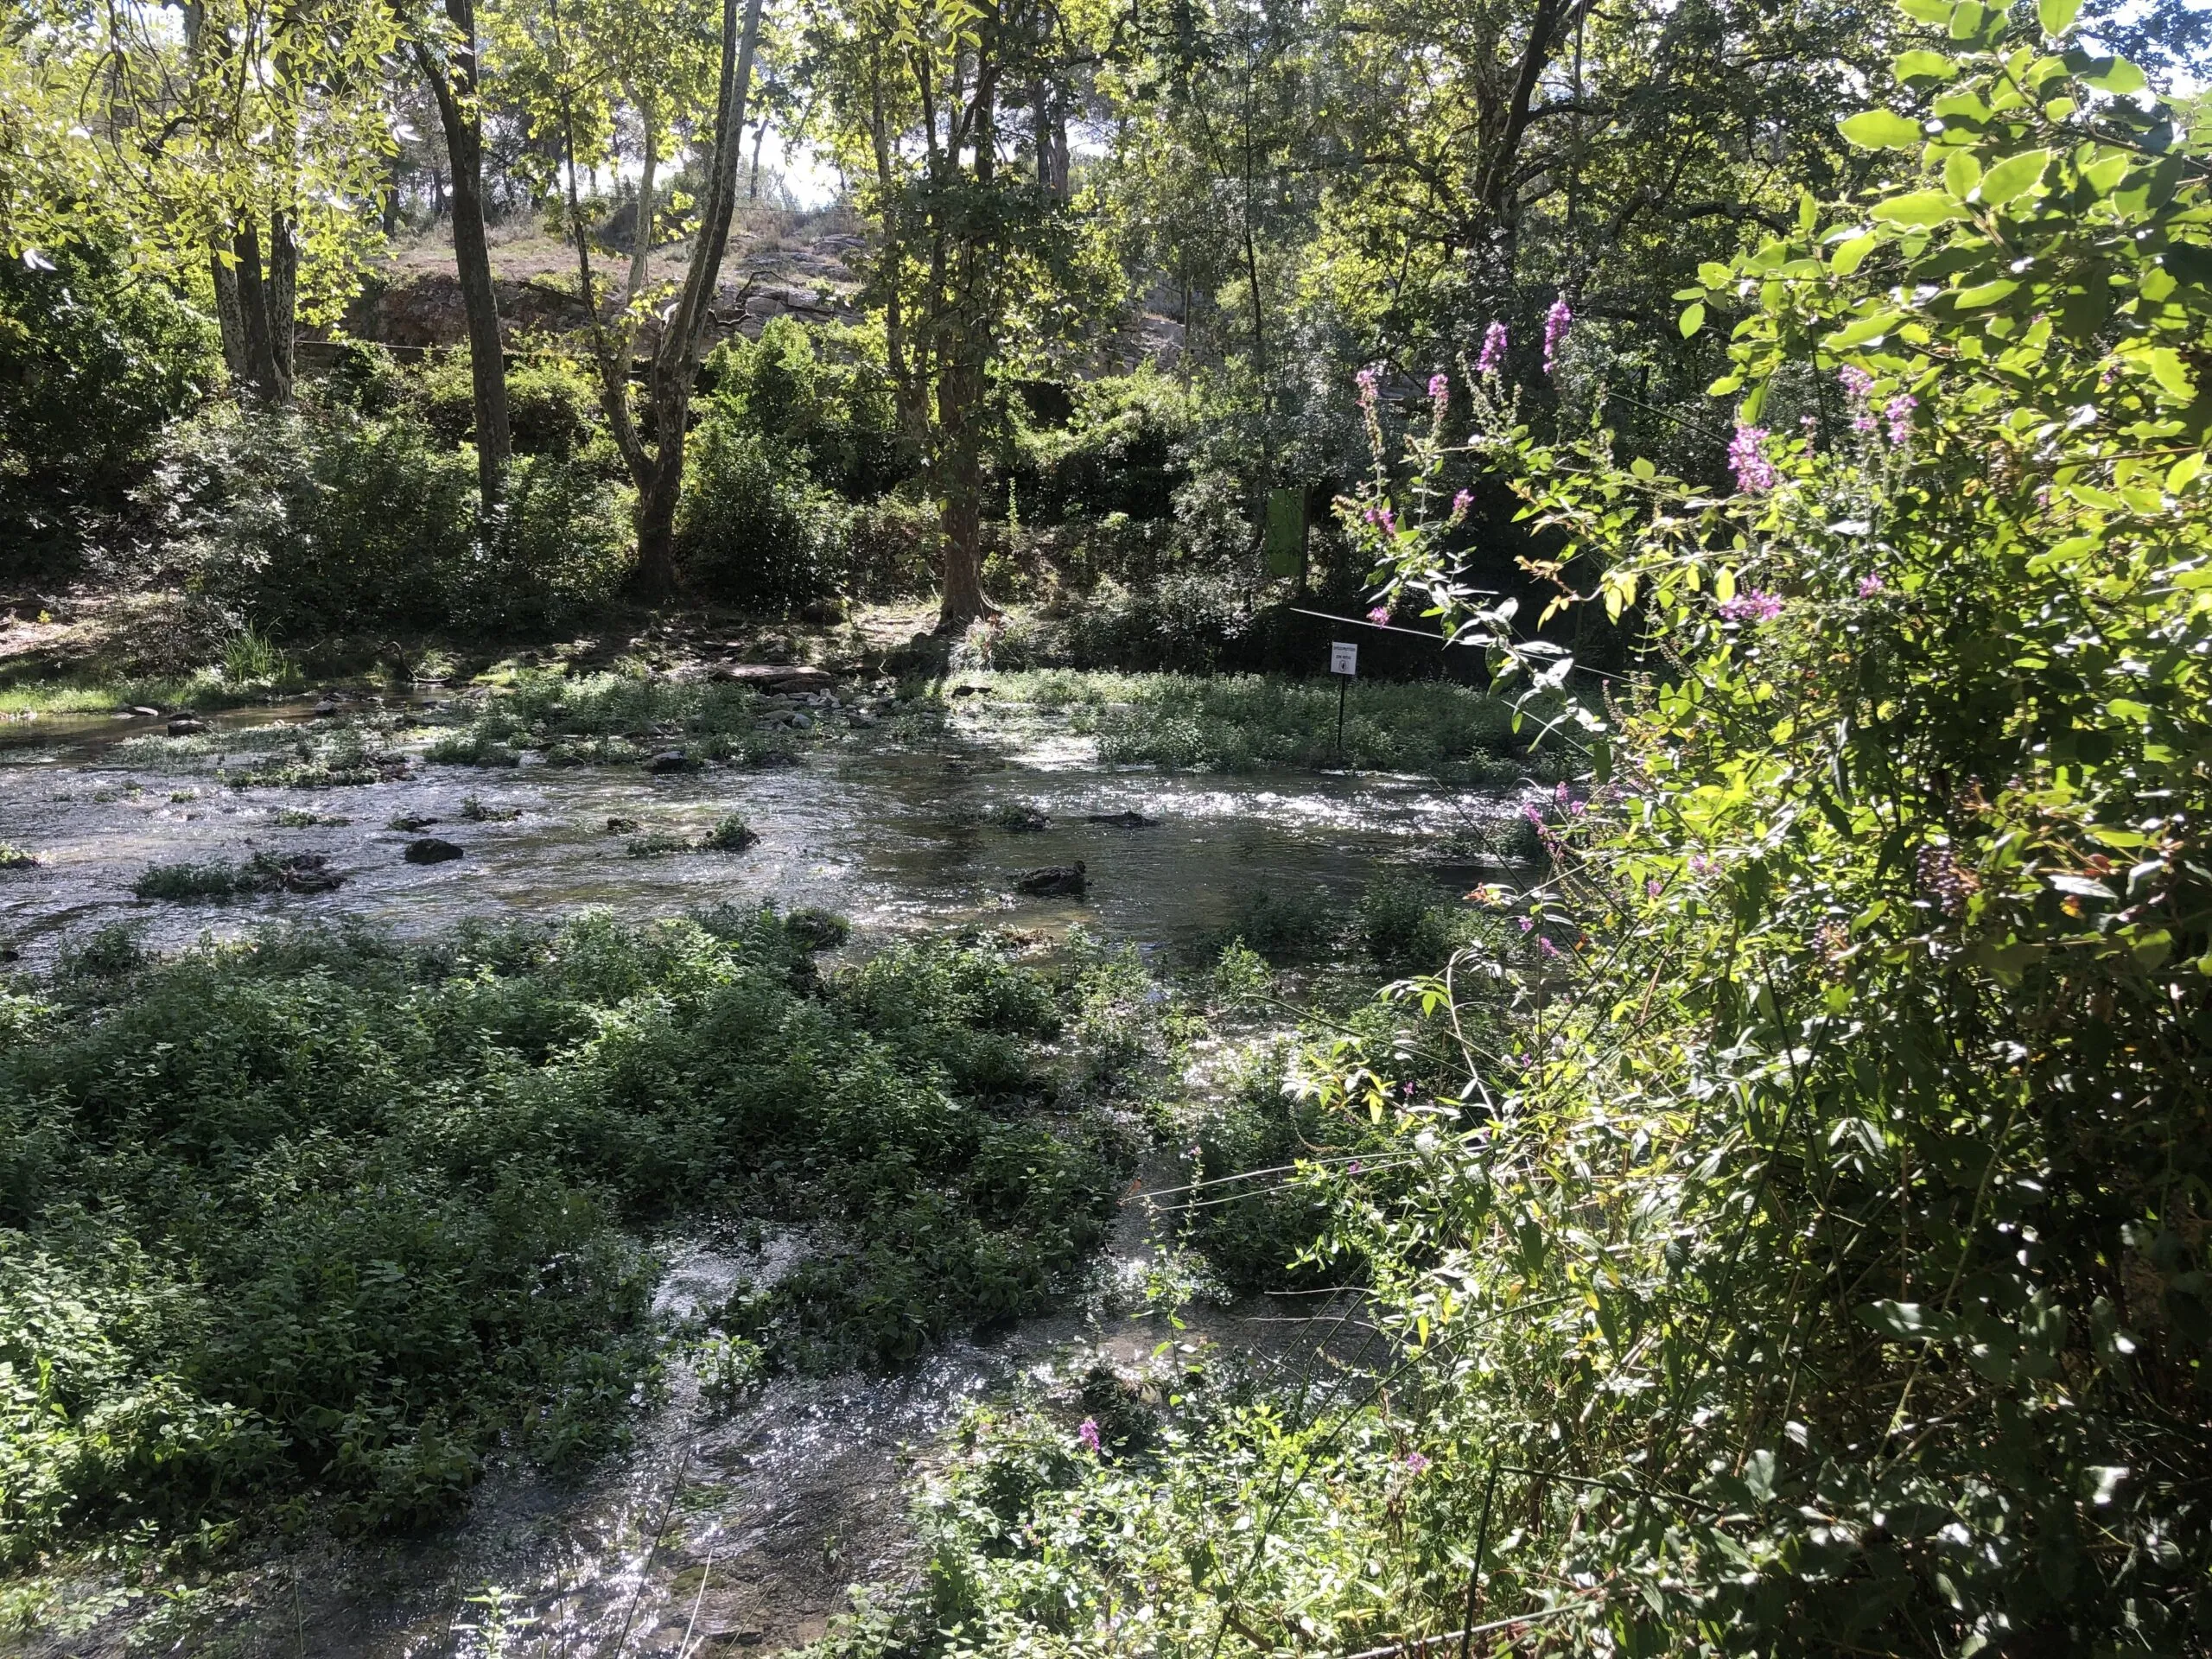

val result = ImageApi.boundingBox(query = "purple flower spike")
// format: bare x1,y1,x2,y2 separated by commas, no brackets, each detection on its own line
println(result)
1857,572,1885,597
1368,605,1391,625
1538,936,1561,958
1718,588,1784,624
1077,1418,1101,1453
1477,321,1509,375
1452,488,1472,516
1883,394,1917,446
1727,423,1777,493
1403,1451,1432,1475
1838,365,1875,400
1428,372,1449,410
1542,296,1572,373
1356,365,1381,408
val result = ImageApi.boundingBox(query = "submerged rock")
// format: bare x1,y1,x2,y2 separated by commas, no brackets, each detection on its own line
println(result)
404,837,464,865
606,816,641,833
648,749,694,773
1086,810,1160,828
999,804,1051,833
1014,861,1086,897
388,813,439,832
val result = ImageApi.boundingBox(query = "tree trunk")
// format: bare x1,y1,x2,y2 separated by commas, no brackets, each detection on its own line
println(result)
630,0,767,600
226,220,293,403
934,50,1000,632
416,0,511,509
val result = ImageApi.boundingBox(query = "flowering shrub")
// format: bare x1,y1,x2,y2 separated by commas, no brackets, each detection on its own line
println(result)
824,10,2212,1657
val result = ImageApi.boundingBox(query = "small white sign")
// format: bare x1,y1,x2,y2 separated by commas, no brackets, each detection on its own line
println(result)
1330,641,1358,677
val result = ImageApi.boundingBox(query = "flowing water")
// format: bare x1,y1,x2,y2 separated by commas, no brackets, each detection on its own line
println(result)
3,699,1503,1656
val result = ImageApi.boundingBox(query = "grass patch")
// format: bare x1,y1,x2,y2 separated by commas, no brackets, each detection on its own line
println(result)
970,671,1534,779
0,912,1171,1560
425,671,804,769
112,717,411,787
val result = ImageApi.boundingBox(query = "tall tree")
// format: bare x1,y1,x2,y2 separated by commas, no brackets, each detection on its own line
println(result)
409,0,513,505
810,0,1113,629
526,0,765,596
22,0,396,404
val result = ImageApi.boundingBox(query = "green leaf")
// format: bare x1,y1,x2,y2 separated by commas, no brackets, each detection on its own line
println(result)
1949,0,1989,39
1944,150,1983,197
2037,0,2081,34
2149,349,2196,400
1697,260,1733,287
1954,278,2019,308
1977,148,2054,206
1896,0,1950,19
1863,1300,1955,1339
1679,302,1707,338
2166,453,2204,492
1832,233,1880,276
1873,190,1964,226
2085,56,2147,93
1840,109,1924,149
1893,48,1957,79
1823,308,1904,348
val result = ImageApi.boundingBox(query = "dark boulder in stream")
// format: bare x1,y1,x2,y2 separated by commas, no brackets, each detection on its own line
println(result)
256,852,342,893
404,837,464,865
1014,861,1086,897
1086,810,1160,828
166,716,208,736
647,749,695,773
388,813,439,831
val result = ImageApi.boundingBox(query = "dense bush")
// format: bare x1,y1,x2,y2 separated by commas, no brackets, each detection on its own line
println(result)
677,413,850,612
150,404,630,635
0,912,1139,1557
421,347,601,458
0,245,215,563
702,317,906,499
1011,366,1192,526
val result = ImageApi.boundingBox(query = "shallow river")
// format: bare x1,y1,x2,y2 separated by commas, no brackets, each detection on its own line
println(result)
3,698,1497,1656
0,701,1505,969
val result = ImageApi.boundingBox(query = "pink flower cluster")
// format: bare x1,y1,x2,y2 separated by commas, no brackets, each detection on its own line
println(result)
1478,321,1509,375
1727,423,1777,493
1428,372,1449,414
1368,605,1391,625
1840,365,1878,434
1719,588,1784,624
1542,296,1572,373
1356,365,1381,409
1857,572,1885,598
1883,394,1916,446
1077,1418,1101,1453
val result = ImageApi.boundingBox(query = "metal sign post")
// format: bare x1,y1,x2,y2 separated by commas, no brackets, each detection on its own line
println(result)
1330,641,1357,760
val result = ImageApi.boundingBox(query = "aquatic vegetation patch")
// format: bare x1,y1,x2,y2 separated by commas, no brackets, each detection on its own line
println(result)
0,843,38,870
425,671,809,769
967,670,1534,779
0,912,1159,1563
130,851,343,899
113,716,411,788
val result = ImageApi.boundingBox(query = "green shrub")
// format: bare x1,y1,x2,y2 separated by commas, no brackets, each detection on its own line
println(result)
702,317,906,499
0,242,217,563
1356,871,1465,973
150,404,475,634
150,406,629,635
1011,365,1192,526
677,416,850,613
456,452,633,632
